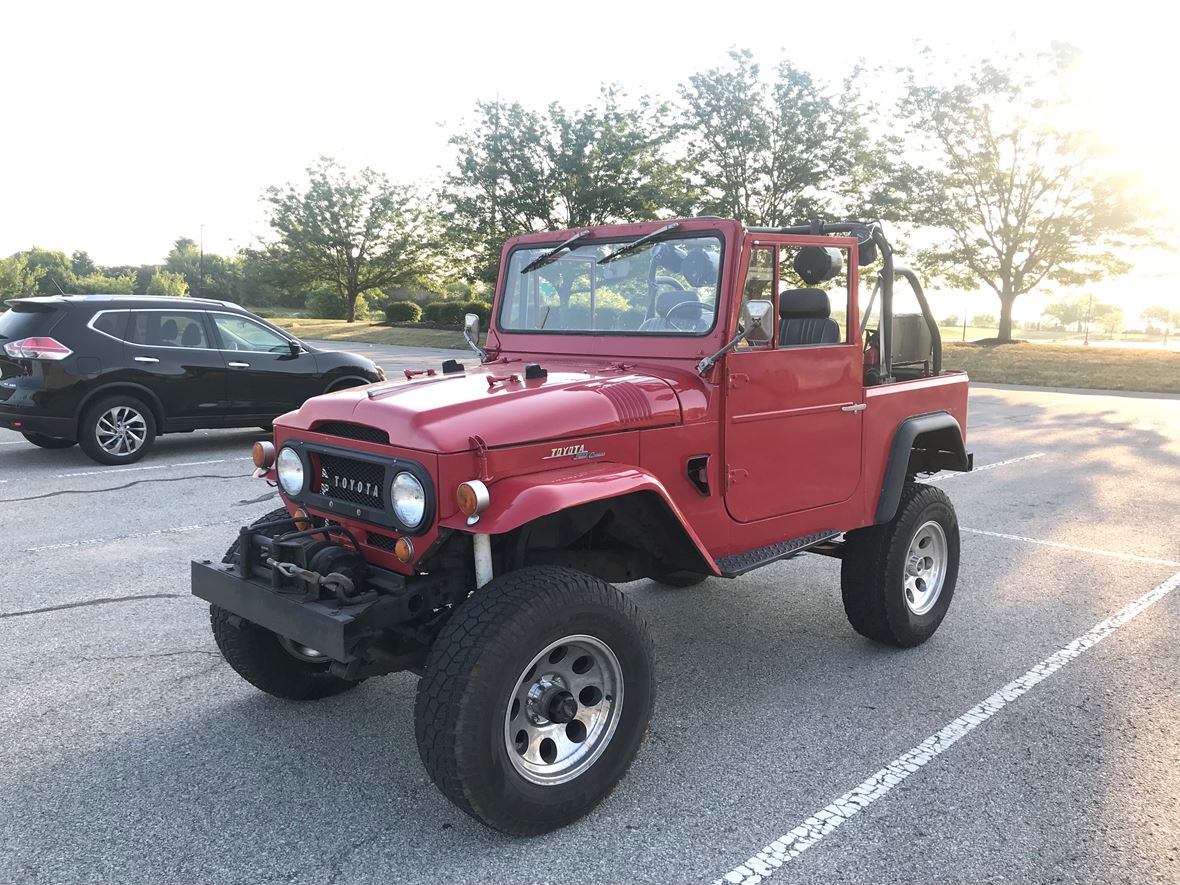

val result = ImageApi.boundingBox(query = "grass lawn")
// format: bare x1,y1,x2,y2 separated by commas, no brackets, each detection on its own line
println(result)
273,319,1178,395
274,318,469,350
943,342,1180,394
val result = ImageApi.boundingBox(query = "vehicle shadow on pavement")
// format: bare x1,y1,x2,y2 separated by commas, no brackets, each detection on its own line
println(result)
0,428,269,470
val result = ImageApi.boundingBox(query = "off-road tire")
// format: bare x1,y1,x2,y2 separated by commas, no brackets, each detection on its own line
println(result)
209,507,363,701
653,571,707,588
415,566,655,835
841,482,959,647
77,394,157,465
22,432,76,449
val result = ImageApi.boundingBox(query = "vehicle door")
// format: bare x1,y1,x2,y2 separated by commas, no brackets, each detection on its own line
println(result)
123,308,229,424
723,236,864,523
208,312,320,418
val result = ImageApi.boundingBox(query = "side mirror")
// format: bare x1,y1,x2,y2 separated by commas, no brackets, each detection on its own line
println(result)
743,299,773,343
463,313,488,362
288,340,303,356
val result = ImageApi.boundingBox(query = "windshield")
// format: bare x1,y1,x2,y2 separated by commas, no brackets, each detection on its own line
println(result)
497,234,722,336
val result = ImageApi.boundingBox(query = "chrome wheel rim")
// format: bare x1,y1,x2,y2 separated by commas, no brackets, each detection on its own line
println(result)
504,634,623,785
904,520,948,616
278,636,327,663
95,406,147,456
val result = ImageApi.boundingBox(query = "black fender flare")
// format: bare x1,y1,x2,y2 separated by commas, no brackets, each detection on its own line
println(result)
875,411,971,524
76,382,167,431
325,374,374,393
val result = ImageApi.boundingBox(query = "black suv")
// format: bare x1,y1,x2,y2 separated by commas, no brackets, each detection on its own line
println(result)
0,295,385,464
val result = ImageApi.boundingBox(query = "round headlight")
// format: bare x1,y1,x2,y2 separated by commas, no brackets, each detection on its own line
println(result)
392,471,426,528
276,446,304,497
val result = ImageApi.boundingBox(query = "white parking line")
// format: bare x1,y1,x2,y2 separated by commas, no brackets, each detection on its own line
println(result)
712,567,1180,884
23,521,240,553
926,452,1046,481
963,527,1180,567
52,458,235,479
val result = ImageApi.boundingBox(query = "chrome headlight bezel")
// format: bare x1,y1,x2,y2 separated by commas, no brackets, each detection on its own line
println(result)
276,445,305,497
391,471,426,529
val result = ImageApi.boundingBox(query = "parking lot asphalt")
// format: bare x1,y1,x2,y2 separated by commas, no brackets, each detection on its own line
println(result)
2,348,1178,885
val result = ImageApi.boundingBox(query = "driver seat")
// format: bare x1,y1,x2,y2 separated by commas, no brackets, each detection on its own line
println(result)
638,288,700,331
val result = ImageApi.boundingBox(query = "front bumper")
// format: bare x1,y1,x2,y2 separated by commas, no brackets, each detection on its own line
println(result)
192,560,398,662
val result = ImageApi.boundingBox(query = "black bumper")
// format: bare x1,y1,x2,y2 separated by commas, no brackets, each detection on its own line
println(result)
192,560,395,662
0,404,76,439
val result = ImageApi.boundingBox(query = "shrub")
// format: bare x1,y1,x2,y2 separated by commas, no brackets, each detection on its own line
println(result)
423,301,468,324
307,290,346,319
461,300,492,326
385,301,423,323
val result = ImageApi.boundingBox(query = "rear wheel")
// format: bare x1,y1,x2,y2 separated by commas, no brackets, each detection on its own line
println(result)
415,566,655,835
841,482,959,647
22,432,76,449
77,395,156,465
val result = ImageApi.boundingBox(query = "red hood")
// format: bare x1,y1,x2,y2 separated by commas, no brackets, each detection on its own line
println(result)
280,361,683,452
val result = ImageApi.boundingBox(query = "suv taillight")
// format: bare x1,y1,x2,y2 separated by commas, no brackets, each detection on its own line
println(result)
2,337,73,360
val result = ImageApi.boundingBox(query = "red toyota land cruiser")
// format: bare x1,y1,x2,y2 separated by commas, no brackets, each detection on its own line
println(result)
193,218,971,835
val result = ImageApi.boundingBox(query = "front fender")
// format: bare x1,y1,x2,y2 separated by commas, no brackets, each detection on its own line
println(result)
438,463,720,574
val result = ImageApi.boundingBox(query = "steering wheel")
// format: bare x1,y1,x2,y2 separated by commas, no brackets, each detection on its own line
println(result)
664,300,704,332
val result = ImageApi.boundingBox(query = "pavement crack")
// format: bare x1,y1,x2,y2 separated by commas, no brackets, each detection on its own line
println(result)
0,472,250,504
77,649,221,662
0,593,185,619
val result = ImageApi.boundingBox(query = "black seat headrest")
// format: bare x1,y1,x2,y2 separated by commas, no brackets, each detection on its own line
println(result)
180,323,202,347
156,319,178,343
656,288,698,317
779,288,831,320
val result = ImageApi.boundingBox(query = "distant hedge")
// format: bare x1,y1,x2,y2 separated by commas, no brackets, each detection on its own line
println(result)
384,301,423,322
422,300,491,325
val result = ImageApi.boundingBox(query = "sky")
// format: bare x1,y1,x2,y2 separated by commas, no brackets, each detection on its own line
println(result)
2,0,1177,320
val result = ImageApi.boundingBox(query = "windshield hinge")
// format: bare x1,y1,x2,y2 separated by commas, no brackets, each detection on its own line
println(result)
470,434,492,481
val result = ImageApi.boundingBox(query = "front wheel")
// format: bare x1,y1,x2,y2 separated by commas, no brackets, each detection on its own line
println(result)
415,566,655,835
22,432,76,449
841,482,959,647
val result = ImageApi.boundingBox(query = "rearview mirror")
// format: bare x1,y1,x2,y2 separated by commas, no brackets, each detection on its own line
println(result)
743,299,773,343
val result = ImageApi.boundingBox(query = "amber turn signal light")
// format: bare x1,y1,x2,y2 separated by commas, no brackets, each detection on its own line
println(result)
456,480,490,517
292,508,312,531
394,537,414,563
252,441,275,468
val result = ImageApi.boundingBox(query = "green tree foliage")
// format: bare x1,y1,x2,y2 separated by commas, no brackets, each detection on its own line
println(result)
971,313,997,328
264,157,435,322
442,88,684,285
25,248,74,294
901,46,1151,342
1044,295,1088,331
0,254,38,297
71,272,135,294
676,50,897,225
164,237,241,300
1093,302,1123,336
70,250,96,277
1140,305,1180,342
146,270,190,297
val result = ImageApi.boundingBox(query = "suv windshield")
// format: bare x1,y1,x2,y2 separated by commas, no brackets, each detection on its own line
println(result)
498,234,722,336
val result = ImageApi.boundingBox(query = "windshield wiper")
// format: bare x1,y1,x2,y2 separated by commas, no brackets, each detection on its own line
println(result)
520,229,593,274
596,222,680,266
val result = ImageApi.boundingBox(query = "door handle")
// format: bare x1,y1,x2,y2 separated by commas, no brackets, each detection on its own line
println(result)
841,403,867,413
227,361,250,368
134,356,159,364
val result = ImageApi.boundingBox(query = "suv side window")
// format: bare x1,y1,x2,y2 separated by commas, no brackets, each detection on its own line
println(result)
90,310,129,340
127,311,210,348
211,314,290,352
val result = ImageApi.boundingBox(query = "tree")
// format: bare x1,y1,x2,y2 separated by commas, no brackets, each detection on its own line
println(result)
900,46,1152,342
971,313,997,328
676,50,898,226
1093,302,1123,336
146,270,189,297
1141,305,1180,343
164,237,241,300
443,88,684,285
71,250,96,277
264,157,435,322
1044,295,1087,331
71,272,135,294
24,248,74,294
0,253,38,297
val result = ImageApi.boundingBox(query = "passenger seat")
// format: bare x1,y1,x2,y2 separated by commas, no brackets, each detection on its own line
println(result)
778,289,840,346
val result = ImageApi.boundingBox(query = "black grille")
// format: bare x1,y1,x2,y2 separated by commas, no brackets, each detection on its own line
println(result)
312,421,390,445
366,531,398,552
315,453,386,510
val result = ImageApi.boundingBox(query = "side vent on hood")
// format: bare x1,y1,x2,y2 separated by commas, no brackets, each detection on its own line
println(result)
310,421,390,445
596,382,652,424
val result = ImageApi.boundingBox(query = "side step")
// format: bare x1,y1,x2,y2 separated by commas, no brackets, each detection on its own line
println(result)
716,530,841,577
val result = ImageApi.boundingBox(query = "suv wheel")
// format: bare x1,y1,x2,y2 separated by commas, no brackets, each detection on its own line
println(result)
415,566,655,835
840,482,960,647
78,395,157,465
21,432,77,450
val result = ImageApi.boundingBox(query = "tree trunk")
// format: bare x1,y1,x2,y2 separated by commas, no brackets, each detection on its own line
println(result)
345,288,358,323
997,288,1017,342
